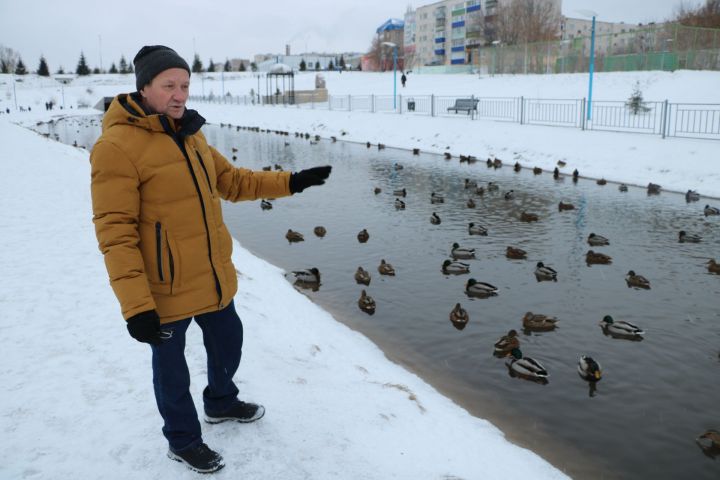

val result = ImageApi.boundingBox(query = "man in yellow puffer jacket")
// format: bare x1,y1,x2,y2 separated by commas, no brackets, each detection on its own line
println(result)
90,45,331,474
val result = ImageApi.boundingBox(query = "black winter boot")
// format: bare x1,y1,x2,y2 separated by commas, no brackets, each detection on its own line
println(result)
205,401,265,424
168,443,224,474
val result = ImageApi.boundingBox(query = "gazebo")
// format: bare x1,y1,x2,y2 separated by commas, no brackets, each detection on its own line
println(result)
265,63,295,105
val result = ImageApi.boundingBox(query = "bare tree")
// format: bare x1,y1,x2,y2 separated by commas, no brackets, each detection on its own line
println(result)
0,44,20,73
494,0,562,45
673,0,720,28
366,36,383,71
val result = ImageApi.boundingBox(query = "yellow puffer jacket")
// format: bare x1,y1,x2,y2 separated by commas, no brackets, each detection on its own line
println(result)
91,93,291,323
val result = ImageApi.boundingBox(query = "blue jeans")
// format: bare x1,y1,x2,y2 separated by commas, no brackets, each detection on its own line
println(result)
150,301,243,452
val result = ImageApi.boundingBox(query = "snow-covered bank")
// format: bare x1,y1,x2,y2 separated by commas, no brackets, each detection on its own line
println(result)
0,120,569,478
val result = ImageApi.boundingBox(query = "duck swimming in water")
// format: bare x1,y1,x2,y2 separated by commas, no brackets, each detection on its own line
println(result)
507,348,548,382
494,330,519,357
506,246,527,259
599,315,644,340
357,229,370,243
430,212,441,225
586,250,612,265
678,230,701,243
354,266,371,285
578,356,602,382
291,267,321,285
358,290,376,315
522,312,559,331
451,243,475,259
449,303,469,326
378,259,396,276
285,229,304,242
626,270,650,289
465,278,498,298
534,262,557,281
442,260,470,275
468,222,488,236
587,233,610,246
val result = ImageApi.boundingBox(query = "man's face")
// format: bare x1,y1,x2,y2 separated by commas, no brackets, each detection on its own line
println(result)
140,68,190,119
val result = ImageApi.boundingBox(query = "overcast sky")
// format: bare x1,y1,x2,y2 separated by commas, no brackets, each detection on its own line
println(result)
0,0,701,71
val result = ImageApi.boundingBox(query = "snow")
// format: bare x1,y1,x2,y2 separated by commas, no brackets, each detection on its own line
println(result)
0,109,568,476
1,68,719,477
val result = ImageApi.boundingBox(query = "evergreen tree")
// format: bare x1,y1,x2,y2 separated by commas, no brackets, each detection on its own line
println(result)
37,56,50,76
207,58,215,72
339,55,345,70
239,61,246,72
119,55,128,74
56,66,65,74
109,62,118,74
626,81,650,114
315,60,320,71
327,60,334,71
128,63,134,73
250,62,258,72
1,59,8,74
299,58,307,71
224,59,232,72
76,52,90,75
15,57,27,75
92,67,101,74
192,54,203,73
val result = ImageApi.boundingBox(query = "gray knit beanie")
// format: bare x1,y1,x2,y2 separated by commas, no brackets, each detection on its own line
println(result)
133,45,191,91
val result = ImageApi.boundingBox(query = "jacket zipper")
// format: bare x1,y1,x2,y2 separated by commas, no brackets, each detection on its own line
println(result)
168,233,175,289
160,117,223,306
195,149,214,195
155,221,164,282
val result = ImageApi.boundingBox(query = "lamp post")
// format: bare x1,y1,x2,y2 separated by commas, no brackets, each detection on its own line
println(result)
382,41,398,110
54,76,72,109
491,40,501,76
577,9,598,124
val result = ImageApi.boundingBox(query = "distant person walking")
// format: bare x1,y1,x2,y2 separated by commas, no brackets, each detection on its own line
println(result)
90,45,331,474
401,72,407,88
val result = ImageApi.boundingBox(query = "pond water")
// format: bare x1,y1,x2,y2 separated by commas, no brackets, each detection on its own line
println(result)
38,116,720,480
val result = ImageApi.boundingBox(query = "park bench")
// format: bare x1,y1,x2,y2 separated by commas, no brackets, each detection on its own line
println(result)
447,98,479,114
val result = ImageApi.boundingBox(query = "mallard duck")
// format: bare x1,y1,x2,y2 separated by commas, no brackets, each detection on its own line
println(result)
535,262,557,281
358,289,376,315
314,134,320,141
626,270,650,289
468,222,488,236
429,212,441,225
393,188,407,197
475,186,485,196
357,229,370,243
514,162,522,172
442,259,470,275
596,178,607,186
685,190,700,202
393,162,403,170
504,190,514,200
618,183,628,192
374,187,382,195
520,211,539,222
494,330,519,356
274,163,283,170
578,356,602,382
587,233,610,246
430,192,444,204
647,182,661,194
486,157,493,167
464,178,477,189
465,278,498,297
451,243,475,259
599,315,644,339
331,136,337,142
394,198,406,210
558,201,575,211
467,198,476,208
285,229,304,242
444,152,452,159
678,230,701,243
366,141,371,148
557,160,567,167
459,154,469,163
313,226,327,237
262,165,272,171
260,200,273,210
586,250,612,265
572,169,579,182
553,167,560,179
291,267,320,285
354,266,371,285
487,182,499,192
493,158,502,168
507,348,548,381
378,259,396,276
707,259,720,274
522,312,559,331
705,204,719,216
449,303,469,325
533,167,542,175
697,430,720,449
506,246,527,259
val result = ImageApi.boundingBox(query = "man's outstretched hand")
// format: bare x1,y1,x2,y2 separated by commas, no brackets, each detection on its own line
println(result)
289,166,332,194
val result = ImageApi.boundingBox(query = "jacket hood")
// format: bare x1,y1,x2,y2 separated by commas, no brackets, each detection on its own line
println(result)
102,92,205,136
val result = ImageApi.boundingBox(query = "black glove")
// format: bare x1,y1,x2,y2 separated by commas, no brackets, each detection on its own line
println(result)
289,166,332,194
126,310,163,345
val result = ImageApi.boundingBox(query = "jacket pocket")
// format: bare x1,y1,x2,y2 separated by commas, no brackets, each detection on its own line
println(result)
155,222,164,282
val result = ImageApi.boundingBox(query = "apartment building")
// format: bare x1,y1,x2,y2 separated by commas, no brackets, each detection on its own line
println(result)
561,18,667,56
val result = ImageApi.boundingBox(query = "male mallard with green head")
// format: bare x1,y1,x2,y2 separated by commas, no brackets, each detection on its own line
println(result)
451,243,475,259
507,348,548,381
578,356,602,382
587,233,610,246
430,192,445,204
704,204,719,216
442,260,470,275
465,278,498,298
468,222,488,236
626,270,650,289
291,267,321,285
430,212,441,225
535,262,557,281
260,199,273,210
599,315,644,339
678,230,701,243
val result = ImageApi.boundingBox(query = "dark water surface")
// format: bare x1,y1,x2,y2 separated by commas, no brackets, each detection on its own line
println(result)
41,116,720,480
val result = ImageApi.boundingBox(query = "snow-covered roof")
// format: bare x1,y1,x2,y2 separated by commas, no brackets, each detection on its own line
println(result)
376,18,404,34
268,63,293,74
